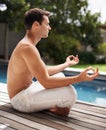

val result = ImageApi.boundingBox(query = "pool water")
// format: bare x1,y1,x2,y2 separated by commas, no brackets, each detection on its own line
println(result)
0,63,106,106
0,63,7,83
73,80,106,106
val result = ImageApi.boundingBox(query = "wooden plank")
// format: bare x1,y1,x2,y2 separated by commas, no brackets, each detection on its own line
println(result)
26,111,91,130
0,122,16,130
0,104,75,130
45,111,106,130
0,94,10,101
74,105,106,115
0,92,10,103
0,102,8,105
0,110,57,130
0,91,8,95
0,117,37,130
0,98,10,104
1,103,95,130
68,114,106,130
38,111,93,130
0,83,8,92
72,108,106,119
75,101,106,114
71,110,106,123
0,83,106,130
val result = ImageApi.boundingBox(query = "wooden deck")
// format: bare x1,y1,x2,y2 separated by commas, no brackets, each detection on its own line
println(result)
0,83,106,130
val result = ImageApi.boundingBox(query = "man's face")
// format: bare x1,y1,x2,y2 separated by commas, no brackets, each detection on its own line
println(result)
39,15,51,38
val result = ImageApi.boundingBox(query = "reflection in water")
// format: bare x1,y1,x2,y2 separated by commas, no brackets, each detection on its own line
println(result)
73,80,106,106
97,87,106,92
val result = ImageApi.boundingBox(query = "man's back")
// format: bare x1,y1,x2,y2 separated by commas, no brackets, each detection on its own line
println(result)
7,41,33,99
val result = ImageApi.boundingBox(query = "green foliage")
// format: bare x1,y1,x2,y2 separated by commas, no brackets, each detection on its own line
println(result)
78,11,102,52
36,0,101,64
78,51,96,64
0,0,29,30
97,42,106,63
0,0,102,64
99,42,106,56
38,31,81,63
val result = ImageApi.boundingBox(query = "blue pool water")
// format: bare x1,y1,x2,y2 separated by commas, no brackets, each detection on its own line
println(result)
0,63,7,83
74,80,106,106
0,63,106,106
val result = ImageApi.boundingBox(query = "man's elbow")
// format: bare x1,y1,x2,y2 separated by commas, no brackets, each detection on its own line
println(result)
42,81,52,89
39,78,53,89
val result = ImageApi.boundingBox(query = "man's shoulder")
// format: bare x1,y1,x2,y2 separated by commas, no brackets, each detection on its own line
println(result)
17,42,37,52
17,42,40,59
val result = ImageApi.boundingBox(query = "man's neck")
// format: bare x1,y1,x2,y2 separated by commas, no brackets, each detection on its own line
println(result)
26,30,41,46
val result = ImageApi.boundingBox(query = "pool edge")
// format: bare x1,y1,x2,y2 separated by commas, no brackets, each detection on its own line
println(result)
63,67,106,81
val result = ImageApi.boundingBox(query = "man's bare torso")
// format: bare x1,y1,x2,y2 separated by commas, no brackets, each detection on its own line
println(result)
7,41,33,99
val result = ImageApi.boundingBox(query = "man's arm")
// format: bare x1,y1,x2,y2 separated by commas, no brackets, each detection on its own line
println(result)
47,55,79,75
22,45,99,89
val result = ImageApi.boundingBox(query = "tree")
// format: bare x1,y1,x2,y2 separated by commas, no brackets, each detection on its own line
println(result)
28,0,102,64
98,42,106,63
78,11,102,51
27,0,90,63
73,9,102,64
0,0,29,30
0,0,102,64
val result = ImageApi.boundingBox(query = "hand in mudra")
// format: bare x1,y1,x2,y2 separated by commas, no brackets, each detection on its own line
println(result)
79,66,99,81
65,55,79,67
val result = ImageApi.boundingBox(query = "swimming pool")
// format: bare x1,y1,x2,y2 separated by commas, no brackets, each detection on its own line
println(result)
0,63,106,106
0,62,7,83
74,80,106,106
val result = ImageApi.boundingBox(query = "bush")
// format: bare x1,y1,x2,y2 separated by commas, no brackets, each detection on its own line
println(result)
38,32,81,64
98,42,106,56
96,42,106,63
78,51,96,64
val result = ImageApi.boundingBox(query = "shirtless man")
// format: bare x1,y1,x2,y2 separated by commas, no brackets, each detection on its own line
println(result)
7,8,99,116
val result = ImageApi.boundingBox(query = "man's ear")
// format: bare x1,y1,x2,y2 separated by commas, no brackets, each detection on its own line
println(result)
33,21,40,28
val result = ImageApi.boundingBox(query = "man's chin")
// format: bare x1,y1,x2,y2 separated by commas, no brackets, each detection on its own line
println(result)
42,35,48,38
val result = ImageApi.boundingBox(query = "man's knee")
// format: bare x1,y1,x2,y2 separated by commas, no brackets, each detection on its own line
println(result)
65,86,77,107
68,85,77,104
57,86,77,108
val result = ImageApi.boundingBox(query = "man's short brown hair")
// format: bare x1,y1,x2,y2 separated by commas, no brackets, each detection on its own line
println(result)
24,8,50,30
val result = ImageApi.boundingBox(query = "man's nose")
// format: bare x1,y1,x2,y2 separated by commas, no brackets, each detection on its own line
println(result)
49,25,51,30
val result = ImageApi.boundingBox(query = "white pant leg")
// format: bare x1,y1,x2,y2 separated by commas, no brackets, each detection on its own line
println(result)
11,72,77,113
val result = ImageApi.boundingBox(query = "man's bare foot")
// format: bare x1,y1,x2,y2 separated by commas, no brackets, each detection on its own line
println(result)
49,106,70,116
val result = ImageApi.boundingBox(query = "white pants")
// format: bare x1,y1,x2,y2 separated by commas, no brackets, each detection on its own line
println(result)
10,72,77,113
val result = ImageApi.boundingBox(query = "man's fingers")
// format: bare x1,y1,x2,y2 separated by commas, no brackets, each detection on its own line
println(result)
68,55,74,59
96,67,99,73
85,66,94,73
68,55,78,61
85,67,99,78
76,55,78,58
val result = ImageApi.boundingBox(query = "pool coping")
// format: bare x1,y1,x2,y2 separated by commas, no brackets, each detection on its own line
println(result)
76,99,106,108
63,67,106,81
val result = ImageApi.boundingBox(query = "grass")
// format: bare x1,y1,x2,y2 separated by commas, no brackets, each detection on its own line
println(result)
73,64,106,72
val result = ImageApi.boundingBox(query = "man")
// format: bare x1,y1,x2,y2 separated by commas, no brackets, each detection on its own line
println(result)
7,8,99,116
